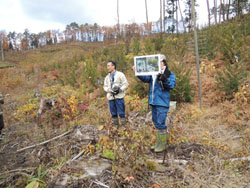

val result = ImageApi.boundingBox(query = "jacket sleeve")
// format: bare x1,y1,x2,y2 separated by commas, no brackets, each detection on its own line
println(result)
103,76,110,93
137,75,152,83
120,73,129,92
163,72,176,89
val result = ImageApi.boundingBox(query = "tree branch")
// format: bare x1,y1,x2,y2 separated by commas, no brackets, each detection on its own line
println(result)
17,130,73,152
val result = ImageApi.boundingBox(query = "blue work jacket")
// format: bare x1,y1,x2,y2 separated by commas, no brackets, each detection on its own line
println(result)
138,72,176,107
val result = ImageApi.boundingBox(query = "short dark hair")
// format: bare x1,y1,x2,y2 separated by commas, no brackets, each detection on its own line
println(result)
108,60,116,69
162,59,167,66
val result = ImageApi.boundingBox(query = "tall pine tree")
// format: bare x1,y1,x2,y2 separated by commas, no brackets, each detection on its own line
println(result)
184,0,197,32
231,0,249,16
165,0,177,33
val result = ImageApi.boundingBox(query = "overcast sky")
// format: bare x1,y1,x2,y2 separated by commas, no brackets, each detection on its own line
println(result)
0,0,212,34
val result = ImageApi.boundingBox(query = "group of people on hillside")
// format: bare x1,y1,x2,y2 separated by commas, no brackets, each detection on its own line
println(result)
0,55,176,152
103,55,176,152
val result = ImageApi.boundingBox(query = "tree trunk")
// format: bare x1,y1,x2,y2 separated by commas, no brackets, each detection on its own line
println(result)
237,0,240,16
145,0,149,34
117,0,120,41
0,35,4,61
176,1,178,34
178,0,186,32
172,0,175,33
219,0,222,23
189,5,191,32
222,0,225,21
191,0,202,109
214,0,217,24
207,0,211,26
160,0,163,33
227,0,231,20
163,0,165,32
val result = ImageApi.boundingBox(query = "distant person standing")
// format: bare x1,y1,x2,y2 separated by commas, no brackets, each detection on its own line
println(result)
104,60,129,126
133,55,176,152
0,92,4,140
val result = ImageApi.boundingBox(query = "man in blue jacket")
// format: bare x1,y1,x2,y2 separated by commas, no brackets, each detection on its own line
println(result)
133,55,176,152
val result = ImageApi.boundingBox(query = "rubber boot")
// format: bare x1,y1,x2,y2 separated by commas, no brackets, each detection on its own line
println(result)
151,131,160,150
111,117,119,126
120,117,126,125
154,130,167,153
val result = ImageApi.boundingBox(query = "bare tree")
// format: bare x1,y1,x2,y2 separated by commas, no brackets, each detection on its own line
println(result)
117,0,120,40
176,1,178,33
219,0,222,23
227,0,231,20
222,0,226,21
163,0,165,32
207,0,211,26
178,0,186,32
160,0,163,33
145,0,149,34
214,0,218,24
0,34,4,61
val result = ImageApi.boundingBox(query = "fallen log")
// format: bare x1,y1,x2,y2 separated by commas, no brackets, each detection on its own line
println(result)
91,180,109,188
17,130,73,152
149,159,188,165
229,156,250,162
0,167,36,176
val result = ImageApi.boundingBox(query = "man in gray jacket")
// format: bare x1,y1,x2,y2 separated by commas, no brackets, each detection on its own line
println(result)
0,92,4,140
104,60,129,126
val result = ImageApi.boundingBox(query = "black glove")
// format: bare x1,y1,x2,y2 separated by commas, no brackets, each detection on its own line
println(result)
111,86,120,95
157,73,168,82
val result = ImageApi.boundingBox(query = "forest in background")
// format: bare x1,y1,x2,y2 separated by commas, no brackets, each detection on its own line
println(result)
0,0,249,51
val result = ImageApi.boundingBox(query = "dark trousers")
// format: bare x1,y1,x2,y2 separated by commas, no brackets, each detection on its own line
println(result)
108,98,125,118
0,114,4,134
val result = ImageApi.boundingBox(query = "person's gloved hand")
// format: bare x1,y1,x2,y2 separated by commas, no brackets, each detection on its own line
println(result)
111,86,120,95
157,73,168,82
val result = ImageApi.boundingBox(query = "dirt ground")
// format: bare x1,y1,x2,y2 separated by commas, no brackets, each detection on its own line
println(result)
1,109,249,188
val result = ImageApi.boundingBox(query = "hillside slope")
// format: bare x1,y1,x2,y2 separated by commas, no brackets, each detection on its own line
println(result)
0,15,249,187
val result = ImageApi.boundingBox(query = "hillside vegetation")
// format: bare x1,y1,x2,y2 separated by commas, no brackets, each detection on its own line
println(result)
0,14,249,187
